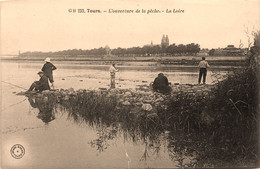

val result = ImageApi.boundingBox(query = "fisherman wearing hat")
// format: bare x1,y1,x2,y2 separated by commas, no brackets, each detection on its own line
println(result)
26,71,50,92
42,57,57,89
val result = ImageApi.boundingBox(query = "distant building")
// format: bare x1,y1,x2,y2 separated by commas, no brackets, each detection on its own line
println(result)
104,45,111,55
211,45,245,56
223,45,241,55
198,48,209,56
198,51,209,56
161,34,169,48
165,35,169,46
144,41,154,47
144,34,170,48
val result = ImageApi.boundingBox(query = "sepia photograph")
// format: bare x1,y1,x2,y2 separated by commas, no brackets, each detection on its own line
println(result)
1,0,260,168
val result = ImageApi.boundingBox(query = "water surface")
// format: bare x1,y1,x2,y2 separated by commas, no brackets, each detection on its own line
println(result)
1,61,232,168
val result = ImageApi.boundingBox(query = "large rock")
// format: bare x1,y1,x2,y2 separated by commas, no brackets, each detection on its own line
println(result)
122,101,131,106
155,97,164,102
125,92,132,96
42,90,53,94
143,99,153,103
142,104,153,111
63,95,70,101
135,102,142,106
43,96,48,102
147,112,158,118
67,88,74,93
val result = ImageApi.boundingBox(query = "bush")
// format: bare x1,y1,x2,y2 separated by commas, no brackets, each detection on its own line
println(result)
162,31,260,166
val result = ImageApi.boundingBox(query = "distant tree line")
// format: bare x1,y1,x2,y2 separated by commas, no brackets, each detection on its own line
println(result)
20,43,200,57
20,48,108,57
111,43,200,56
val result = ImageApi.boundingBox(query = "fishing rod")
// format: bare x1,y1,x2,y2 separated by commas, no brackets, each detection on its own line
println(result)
210,68,222,84
1,98,27,112
1,81,27,90
209,70,214,83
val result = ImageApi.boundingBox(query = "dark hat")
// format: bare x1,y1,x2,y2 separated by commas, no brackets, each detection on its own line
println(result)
37,71,44,75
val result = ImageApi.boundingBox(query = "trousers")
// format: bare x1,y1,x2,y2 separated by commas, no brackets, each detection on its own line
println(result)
28,82,40,91
198,68,207,84
110,73,115,88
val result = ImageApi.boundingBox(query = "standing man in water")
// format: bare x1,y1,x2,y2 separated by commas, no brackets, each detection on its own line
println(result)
109,63,119,88
42,57,57,89
198,57,210,85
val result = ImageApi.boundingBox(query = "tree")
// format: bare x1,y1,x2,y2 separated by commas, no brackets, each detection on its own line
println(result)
166,43,177,55
176,44,186,55
209,49,215,56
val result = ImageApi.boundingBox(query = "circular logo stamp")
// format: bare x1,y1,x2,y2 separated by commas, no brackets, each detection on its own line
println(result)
10,144,25,159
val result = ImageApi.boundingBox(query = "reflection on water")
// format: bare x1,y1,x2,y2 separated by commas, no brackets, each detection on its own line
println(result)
28,97,56,124
24,92,198,168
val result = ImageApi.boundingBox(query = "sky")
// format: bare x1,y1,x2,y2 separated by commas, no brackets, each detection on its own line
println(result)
0,0,260,55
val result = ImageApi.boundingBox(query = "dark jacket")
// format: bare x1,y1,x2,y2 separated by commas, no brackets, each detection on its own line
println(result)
36,75,50,91
153,74,169,89
42,62,56,76
152,74,171,94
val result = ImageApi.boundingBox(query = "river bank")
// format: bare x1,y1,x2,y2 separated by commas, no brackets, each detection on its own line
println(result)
19,83,214,115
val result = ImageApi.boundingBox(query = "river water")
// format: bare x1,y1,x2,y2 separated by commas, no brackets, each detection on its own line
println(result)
1,60,232,169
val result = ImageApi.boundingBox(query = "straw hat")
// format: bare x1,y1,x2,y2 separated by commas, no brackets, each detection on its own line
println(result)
45,57,51,62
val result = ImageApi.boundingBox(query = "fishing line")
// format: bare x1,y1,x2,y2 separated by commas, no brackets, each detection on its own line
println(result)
1,98,27,112
1,80,27,90
210,70,214,83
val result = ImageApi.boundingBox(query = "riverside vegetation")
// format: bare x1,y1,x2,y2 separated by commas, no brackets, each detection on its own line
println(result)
23,31,259,168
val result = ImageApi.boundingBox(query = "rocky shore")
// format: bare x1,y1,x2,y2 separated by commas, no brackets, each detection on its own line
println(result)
19,84,216,115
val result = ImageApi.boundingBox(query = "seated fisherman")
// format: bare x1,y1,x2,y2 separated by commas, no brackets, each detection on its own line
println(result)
152,73,172,94
27,71,50,92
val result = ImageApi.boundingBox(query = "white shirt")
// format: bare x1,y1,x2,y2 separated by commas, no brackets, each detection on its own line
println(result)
109,65,118,73
198,60,210,68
